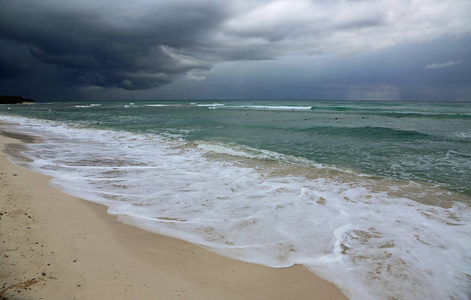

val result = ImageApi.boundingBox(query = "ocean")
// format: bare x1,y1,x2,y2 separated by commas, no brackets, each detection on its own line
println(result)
1,100,470,299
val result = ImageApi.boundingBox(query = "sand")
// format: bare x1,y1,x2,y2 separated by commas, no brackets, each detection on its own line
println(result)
0,128,348,300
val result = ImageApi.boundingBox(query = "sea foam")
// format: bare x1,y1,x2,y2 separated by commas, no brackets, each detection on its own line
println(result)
1,115,470,300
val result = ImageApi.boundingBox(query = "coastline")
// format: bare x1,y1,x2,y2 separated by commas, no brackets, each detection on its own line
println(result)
0,128,347,300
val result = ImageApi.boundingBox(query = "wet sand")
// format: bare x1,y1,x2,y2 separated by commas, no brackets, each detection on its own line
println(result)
0,128,348,300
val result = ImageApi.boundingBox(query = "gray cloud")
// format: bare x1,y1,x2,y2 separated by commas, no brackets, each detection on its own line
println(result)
0,0,470,98
0,0,224,90
220,0,471,55
425,60,463,70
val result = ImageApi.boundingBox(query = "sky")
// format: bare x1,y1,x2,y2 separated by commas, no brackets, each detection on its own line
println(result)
1,0,470,102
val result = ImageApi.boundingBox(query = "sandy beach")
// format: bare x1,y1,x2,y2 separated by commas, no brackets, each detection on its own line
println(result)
0,128,347,300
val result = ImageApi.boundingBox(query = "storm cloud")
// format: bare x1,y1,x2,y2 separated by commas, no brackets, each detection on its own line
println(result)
0,0,227,89
1,0,470,100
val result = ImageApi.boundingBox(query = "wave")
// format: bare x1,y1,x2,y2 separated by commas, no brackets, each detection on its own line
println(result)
75,104,102,108
454,132,471,139
196,103,225,107
301,126,432,140
210,105,313,111
195,141,328,169
379,112,471,120
2,114,471,300
209,104,471,120
309,106,471,120
309,105,384,112
145,104,182,107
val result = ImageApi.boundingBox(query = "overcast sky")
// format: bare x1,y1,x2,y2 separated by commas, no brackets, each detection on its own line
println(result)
1,0,470,101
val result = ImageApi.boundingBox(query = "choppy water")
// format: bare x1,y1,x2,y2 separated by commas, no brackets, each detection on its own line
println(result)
1,100,470,299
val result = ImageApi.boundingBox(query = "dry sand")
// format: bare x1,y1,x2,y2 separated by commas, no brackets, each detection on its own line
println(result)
0,128,348,300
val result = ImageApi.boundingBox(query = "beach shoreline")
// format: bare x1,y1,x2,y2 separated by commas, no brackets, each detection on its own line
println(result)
0,127,347,300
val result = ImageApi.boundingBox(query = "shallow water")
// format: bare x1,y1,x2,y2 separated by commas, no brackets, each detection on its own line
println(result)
1,100,470,299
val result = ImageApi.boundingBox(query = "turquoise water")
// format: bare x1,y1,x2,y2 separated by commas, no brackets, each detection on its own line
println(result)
3,100,471,195
1,100,470,299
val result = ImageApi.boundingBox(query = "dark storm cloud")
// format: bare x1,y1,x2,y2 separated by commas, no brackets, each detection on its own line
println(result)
1,0,470,98
0,0,226,90
0,40,33,79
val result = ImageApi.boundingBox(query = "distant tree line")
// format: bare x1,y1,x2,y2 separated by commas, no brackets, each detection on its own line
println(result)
0,96,34,104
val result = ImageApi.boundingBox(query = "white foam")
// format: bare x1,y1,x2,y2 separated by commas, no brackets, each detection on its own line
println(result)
455,131,471,139
75,104,101,108
145,104,182,107
197,103,225,107
211,105,313,111
196,141,327,169
1,114,470,300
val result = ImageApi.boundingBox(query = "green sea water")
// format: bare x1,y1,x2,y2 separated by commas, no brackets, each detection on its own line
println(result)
1,100,471,300
3,100,470,195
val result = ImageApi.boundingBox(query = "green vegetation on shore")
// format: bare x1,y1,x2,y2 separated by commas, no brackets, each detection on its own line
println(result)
0,96,34,104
